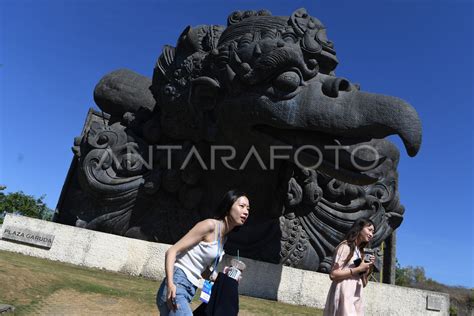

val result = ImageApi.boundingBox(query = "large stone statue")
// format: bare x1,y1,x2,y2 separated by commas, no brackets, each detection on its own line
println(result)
55,8,422,276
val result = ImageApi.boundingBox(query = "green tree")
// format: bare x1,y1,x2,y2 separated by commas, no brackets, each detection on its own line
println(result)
413,266,427,284
395,259,429,286
396,264,428,286
395,260,411,286
0,186,53,224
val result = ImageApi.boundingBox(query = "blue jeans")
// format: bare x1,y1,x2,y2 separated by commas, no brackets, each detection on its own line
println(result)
156,267,197,316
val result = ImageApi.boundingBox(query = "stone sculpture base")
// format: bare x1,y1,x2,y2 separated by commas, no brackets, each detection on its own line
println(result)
1,214,448,315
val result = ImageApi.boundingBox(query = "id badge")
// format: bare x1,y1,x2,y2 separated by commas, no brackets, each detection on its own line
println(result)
199,280,214,303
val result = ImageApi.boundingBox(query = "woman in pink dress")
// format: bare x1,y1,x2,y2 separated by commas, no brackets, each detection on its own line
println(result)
324,218,376,316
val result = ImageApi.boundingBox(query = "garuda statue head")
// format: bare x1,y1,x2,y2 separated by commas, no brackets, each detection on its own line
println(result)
65,8,422,273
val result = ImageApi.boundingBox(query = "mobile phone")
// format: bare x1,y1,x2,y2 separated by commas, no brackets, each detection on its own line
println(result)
353,258,362,267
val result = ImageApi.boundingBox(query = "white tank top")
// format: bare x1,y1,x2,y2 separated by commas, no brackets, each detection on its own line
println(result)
174,221,225,286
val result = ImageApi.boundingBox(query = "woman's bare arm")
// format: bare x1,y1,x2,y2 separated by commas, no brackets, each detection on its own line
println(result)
362,263,374,287
165,219,215,286
164,219,215,310
330,261,372,281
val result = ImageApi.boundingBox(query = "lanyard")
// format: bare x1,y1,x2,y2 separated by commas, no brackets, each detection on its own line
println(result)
212,221,221,272
355,246,361,259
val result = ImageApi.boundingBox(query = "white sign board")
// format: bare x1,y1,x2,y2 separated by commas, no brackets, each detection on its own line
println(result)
1,225,55,249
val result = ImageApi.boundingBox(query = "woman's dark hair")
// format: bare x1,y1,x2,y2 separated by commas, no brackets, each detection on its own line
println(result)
214,189,247,220
340,218,376,267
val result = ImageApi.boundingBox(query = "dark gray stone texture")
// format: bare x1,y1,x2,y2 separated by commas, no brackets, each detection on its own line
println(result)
56,8,422,276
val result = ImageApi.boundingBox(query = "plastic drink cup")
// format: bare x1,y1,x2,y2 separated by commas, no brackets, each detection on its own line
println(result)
230,259,246,271
226,259,246,281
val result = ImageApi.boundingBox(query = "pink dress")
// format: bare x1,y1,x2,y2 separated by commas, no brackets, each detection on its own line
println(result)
323,243,364,316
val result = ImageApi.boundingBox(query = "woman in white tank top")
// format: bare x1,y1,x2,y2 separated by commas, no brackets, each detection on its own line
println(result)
156,190,250,316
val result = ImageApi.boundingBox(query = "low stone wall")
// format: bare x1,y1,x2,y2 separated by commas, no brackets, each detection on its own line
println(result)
0,214,449,315
0,214,168,280
219,256,450,315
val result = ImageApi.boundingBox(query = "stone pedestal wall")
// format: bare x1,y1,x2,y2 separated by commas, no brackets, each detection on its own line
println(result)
0,214,449,315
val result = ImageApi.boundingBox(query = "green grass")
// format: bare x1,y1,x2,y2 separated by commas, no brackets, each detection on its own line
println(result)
0,250,323,315
0,250,158,314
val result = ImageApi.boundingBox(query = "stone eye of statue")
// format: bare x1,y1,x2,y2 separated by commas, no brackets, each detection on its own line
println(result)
272,70,302,93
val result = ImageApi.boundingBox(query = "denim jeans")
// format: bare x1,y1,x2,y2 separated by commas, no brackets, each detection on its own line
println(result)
156,267,197,316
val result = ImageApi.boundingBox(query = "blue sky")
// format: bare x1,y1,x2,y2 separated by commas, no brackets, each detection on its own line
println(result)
1,0,472,287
